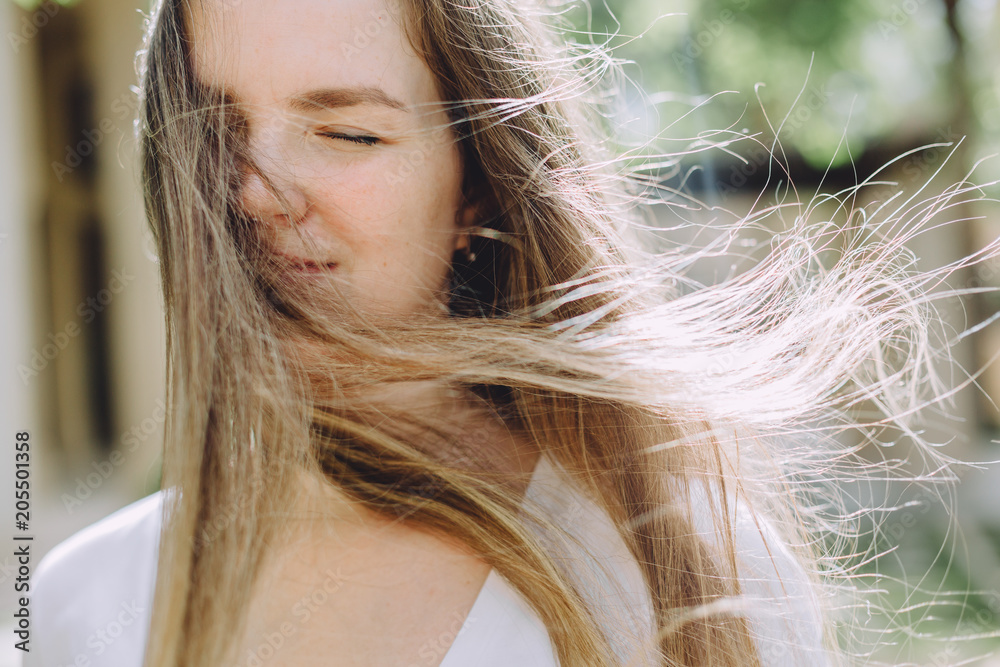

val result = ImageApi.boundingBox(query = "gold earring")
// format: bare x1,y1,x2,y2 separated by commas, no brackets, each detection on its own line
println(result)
458,235,476,263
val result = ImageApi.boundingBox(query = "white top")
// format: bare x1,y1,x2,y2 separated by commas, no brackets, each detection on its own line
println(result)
25,453,830,666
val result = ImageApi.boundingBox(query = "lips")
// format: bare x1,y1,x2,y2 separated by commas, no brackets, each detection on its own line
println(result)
274,251,338,273
287,260,337,273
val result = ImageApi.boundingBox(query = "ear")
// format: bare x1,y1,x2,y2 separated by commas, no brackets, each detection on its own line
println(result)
459,196,480,228
455,180,495,252
454,197,478,253
454,157,497,252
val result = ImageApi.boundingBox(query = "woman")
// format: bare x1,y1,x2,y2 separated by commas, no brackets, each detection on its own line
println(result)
27,0,983,665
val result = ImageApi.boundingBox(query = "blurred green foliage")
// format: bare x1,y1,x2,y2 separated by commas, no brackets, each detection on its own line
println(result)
573,0,1000,660
572,0,976,170
11,0,78,9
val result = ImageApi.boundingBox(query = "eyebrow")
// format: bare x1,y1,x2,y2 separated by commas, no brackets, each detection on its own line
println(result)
288,87,409,113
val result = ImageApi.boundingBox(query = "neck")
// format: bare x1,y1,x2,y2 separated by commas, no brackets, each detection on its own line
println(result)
363,380,541,486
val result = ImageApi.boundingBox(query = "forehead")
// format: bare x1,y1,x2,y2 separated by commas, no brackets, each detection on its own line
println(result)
188,0,438,108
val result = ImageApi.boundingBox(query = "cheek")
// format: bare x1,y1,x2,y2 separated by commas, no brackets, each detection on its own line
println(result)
319,145,465,261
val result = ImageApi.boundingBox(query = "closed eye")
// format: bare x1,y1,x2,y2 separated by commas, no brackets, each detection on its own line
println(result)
318,131,381,146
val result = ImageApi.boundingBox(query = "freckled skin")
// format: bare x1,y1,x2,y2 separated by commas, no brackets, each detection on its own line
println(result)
190,0,475,320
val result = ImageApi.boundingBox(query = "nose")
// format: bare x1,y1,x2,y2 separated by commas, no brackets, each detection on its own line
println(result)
237,145,309,227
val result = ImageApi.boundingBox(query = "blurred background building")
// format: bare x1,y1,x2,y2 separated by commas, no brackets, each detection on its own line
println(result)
2,0,1000,664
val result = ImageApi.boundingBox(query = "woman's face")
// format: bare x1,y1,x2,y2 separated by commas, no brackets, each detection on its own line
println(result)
189,0,473,319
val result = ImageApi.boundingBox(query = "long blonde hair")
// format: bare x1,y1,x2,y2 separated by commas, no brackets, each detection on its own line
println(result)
136,1,995,665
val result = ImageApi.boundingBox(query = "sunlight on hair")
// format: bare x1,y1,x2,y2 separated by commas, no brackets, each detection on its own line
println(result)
131,1,1000,665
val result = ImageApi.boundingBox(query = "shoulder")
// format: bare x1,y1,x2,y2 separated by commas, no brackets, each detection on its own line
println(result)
530,457,832,665
688,482,833,665
522,455,656,664
25,491,165,667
